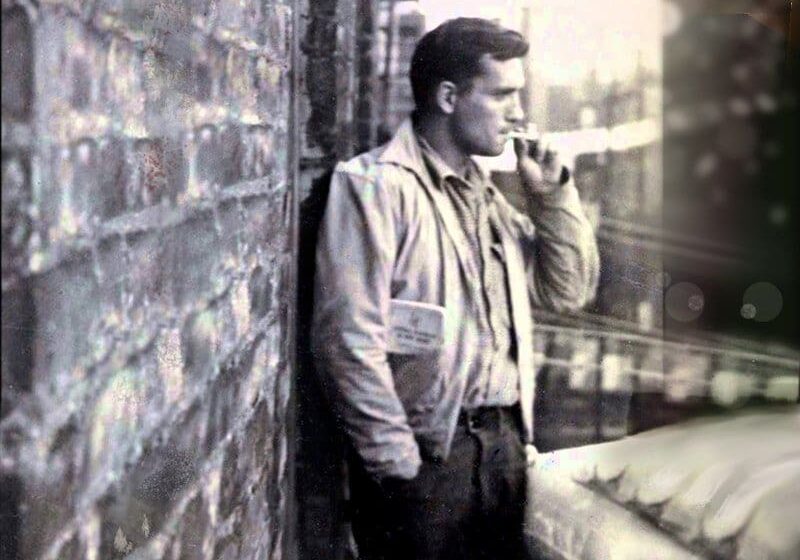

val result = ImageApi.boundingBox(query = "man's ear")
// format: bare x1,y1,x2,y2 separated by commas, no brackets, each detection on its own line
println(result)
434,81,458,115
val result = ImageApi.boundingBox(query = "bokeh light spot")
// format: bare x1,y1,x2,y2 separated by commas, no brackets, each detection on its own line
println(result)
693,153,718,178
688,294,703,312
742,282,783,322
755,93,777,113
731,63,751,84
768,205,788,226
665,110,689,132
740,303,757,320
728,97,752,117
665,282,704,322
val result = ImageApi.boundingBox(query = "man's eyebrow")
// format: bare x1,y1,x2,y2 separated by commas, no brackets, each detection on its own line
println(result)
490,87,520,95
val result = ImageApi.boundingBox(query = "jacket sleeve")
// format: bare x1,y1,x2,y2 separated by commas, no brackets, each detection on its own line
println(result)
311,163,422,481
504,179,600,312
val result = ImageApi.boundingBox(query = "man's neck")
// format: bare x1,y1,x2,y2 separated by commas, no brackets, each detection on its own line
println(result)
414,117,471,178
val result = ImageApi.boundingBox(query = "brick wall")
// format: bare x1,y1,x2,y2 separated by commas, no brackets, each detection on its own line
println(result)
1,1,297,559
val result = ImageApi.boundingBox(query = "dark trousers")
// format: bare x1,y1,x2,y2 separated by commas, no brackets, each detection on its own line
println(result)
349,406,528,560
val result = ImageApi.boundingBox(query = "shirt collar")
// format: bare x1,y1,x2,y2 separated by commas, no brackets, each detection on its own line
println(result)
415,130,491,196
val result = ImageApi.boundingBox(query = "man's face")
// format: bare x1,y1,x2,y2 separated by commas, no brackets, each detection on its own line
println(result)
450,55,526,157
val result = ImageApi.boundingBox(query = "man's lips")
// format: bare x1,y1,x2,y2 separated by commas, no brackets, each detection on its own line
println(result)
506,130,537,140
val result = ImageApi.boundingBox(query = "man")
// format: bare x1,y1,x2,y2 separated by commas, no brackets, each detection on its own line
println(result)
312,18,599,560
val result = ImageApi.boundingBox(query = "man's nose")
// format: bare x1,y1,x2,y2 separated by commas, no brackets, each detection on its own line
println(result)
507,95,525,123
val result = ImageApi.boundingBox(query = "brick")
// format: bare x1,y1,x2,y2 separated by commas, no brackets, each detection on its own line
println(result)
203,377,232,455
212,535,241,560
224,50,258,121
70,139,102,230
145,2,193,39
255,56,284,117
218,439,242,519
162,135,188,204
31,255,101,381
1,149,32,278
263,4,291,59
215,295,239,361
70,57,93,110
169,215,223,308
239,494,272,559
219,124,243,187
20,465,81,559
215,0,249,39
248,264,273,320
194,62,213,102
35,13,110,137
34,144,68,245
143,50,193,136
98,137,128,219
215,200,288,278
180,308,220,382
241,0,268,46
105,38,146,136
88,366,149,478
230,275,252,341
0,282,35,419
0,474,22,559
118,140,143,213
54,533,86,560
1,6,33,120
249,333,279,412
248,398,273,474
133,138,169,208
178,493,209,560
194,125,222,193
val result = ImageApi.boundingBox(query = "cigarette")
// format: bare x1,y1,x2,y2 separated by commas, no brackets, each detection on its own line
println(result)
507,131,537,140
507,124,540,141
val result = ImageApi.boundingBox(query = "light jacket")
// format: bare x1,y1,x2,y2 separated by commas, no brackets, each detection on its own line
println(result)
312,119,599,480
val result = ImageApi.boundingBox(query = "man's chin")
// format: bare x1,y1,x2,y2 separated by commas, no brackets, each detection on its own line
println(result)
474,144,505,157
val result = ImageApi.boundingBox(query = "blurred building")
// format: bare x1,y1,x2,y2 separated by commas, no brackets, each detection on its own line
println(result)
545,85,580,131
494,1,798,452
662,3,796,347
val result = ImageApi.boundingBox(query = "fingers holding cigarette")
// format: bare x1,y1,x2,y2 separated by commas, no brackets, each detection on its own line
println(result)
511,130,542,162
510,129,554,164
512,128,570,189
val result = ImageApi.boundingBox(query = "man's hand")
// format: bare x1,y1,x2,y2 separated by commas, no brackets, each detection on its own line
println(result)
514,137,570,196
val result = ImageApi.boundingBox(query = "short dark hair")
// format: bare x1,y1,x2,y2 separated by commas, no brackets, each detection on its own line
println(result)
410,18,529,113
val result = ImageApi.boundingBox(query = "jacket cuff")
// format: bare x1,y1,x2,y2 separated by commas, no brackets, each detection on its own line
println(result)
374,444,422,481
531,179,581,208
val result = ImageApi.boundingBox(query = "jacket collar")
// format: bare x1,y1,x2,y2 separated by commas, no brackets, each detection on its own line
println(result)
377,118,491,193
377,118,433,185
378,118,482,285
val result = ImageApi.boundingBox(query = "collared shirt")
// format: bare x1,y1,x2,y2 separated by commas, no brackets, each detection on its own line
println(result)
417,135,519,407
